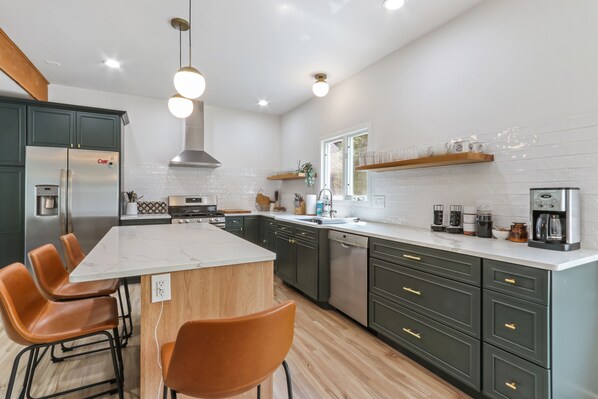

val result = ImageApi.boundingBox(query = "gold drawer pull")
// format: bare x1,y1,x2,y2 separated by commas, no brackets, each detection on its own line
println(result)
301,232,306,235
402,328,421,339
504,278,516,284
505,382,517,390
504,323,517,330
402,287,422,296
403,254,421,261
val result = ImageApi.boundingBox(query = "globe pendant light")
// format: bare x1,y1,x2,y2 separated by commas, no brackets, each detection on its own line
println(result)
168,94,194,118
169,18,193,118
312,73,330,97
174,0,206,99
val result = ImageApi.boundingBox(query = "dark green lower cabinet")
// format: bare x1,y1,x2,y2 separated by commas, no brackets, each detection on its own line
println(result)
483,291,549,368
294,238,318,299
483,343,550,399
370,257,481,338
243,216,259,245
0,167,24,267
276,234,294,284
369,294,480,390
227,227,243,238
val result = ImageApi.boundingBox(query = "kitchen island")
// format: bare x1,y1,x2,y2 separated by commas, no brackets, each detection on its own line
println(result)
70,224,277,399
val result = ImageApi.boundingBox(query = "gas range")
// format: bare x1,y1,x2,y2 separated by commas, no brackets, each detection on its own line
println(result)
168,195,226,228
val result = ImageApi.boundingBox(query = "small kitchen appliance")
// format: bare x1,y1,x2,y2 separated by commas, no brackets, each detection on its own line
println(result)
529,188,580,251
447,205,463,234
431,204,445,232
168,195,226,228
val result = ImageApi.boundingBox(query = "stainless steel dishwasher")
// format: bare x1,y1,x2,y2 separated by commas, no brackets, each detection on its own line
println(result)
328,230,369,326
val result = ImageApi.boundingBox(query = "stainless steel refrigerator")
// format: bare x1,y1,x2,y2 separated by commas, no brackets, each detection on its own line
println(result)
24,146,119,267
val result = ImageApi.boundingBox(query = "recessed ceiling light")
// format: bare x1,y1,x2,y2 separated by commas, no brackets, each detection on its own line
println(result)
258,100,269,107
382,0,405,11
103,59,121,68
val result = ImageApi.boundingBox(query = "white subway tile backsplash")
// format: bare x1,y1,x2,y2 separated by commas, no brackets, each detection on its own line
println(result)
124,163,280,210
322,111,598,249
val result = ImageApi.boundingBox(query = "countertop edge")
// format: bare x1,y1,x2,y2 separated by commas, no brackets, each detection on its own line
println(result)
270,216,598,271
70,254,276,283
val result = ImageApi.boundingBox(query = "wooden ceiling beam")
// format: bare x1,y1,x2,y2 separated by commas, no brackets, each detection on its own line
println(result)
0,28,48,101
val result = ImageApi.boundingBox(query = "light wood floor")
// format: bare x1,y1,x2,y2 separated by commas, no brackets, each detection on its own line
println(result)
0,279,471,399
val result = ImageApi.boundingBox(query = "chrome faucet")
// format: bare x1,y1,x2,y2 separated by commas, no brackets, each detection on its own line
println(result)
318,188,336,218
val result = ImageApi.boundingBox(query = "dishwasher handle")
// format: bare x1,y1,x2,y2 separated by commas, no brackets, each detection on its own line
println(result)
328,230,368,248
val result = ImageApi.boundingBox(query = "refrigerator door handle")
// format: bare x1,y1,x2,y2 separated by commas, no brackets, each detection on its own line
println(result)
60,169,67,235
67,169,74,233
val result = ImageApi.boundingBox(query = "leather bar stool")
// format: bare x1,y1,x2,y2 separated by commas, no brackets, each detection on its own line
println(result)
28,243,127,358
0,263,124,399
60,233,133,344
161,301,296,399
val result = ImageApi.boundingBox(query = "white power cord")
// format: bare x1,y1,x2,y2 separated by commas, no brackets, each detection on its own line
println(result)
154,300,164,399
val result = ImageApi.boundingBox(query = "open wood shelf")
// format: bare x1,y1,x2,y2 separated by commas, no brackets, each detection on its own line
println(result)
355,152,494,172
267,172,307,181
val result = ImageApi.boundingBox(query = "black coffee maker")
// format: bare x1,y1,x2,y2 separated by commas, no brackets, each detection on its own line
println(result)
529,188,580,251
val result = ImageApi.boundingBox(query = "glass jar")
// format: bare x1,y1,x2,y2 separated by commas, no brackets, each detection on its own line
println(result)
509,223,528,243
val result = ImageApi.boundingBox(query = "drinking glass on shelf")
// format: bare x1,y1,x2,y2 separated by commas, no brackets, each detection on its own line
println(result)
365,151,375,165
404,146,418,160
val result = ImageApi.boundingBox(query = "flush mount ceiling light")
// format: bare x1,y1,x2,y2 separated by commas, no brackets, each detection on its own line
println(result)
168,94,194,118
258,99,269,107
173,0,206,99
312,73,329,97
382,0,405,10
168,17,193,118
103,59,121,68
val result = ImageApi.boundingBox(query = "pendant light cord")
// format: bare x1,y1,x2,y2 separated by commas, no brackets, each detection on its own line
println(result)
188,0,192,67
179,27,182,69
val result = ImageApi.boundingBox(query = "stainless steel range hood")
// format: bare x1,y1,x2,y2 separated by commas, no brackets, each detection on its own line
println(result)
170,101,221,168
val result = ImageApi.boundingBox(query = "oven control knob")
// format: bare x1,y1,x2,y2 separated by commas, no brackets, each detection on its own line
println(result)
178,220,184,224
209,218,215,222
184,219,190,223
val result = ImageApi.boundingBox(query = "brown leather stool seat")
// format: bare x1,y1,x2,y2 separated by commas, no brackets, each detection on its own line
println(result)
0,263,124,399
161,301,296,399
60,233,134,344
29,243,119,301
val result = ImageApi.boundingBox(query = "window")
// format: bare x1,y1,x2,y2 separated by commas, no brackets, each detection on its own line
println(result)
321,128,369,201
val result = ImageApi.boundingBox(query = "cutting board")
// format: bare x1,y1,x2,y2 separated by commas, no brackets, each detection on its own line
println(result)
220,209,252,214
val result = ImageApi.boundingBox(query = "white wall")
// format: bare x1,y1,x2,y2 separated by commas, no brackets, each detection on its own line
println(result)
280,0,598,248
49,84,281,208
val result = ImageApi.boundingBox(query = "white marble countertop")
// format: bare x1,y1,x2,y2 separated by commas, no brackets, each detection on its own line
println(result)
271,215,598,271
120,213,171,221
69,224,275,282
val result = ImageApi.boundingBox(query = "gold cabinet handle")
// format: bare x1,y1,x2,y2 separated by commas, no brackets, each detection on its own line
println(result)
505,382,517,390
288,239,292,243
403,254,421,261
402,287,421,296
504,323,517,330
504,278,516,284
402,328,421,339
301,232,306,235
77,144,81,148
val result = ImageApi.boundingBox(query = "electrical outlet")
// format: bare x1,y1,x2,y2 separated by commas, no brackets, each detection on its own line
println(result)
372,195,385,209
151,273,171,303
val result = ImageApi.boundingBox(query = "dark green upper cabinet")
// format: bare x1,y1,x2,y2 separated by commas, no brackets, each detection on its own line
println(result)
0,102,26,166
27,106,121,151
77,112,120,151
27,106,75,148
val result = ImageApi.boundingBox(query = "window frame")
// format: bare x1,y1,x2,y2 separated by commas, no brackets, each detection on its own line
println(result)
320,127,369,202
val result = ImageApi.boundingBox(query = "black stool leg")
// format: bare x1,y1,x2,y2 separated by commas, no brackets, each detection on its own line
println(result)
170,389,177,399
257,384,261,399
163,385,168,399
6,346,31,399
282,360,293,399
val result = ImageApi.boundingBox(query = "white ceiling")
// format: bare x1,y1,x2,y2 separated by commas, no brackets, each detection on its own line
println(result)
0,0,481,114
